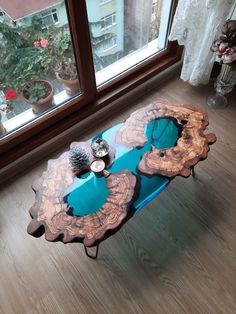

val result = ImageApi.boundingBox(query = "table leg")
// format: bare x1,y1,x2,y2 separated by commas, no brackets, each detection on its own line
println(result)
84,244,99,259
191,167,195,178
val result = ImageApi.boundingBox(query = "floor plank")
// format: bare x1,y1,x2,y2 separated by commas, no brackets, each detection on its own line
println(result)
0,76,236,314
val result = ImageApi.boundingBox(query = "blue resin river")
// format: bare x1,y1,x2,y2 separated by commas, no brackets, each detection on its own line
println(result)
64,118,181,217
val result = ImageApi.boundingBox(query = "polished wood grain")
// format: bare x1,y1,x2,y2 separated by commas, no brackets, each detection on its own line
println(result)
117,100,216,177
29,99,217,248
0,76,236,314
28,160,136,247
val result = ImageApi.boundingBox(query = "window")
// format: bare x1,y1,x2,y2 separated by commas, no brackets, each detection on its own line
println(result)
99,0,112,5
41,8,59,27
0,9,6,21
87,0,174,86
103,35,117,52
0,0,181,170
152,0,158,15
0,1,80,140
101,12,116,30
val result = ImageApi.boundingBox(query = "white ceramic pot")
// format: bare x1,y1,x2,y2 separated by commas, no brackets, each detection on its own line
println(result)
0,105,8,122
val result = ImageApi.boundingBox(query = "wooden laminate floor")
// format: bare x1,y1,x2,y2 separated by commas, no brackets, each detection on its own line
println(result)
0,76,236,314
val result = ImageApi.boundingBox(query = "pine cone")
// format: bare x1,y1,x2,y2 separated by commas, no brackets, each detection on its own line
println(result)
68,146,90,170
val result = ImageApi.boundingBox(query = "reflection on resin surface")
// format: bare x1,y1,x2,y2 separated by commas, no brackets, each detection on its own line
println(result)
65,118,181,217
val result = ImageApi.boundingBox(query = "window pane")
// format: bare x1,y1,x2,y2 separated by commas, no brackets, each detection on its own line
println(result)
86,0,172,86
42,15,54,27
0,1,81,139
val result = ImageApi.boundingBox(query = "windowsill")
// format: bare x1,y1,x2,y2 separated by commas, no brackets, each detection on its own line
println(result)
2,90,72,136
2,40,163,136
96,39,163,86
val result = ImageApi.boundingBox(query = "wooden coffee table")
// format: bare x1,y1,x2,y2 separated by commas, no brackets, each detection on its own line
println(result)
27,101,216,258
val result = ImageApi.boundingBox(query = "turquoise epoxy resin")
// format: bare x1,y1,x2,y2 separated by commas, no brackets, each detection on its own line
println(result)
65,118,181,217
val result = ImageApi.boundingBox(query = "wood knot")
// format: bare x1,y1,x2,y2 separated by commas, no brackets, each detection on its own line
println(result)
180,119,188,125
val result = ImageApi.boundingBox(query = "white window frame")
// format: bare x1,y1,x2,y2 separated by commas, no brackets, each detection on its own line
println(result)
41,8,59,28
101,12,116,30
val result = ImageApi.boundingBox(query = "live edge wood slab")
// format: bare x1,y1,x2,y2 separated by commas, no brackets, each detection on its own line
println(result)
27,101,216,250
116,100,217,177
27,154,136,247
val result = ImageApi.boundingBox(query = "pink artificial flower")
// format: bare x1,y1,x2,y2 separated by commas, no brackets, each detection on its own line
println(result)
211,40,222,55
34,40,40,47
218,42,228,54
40,39,48,48
222,47,236,64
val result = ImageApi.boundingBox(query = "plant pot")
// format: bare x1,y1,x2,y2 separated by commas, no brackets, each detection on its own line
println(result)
56,73,80,96
0,105,8,123
22,79,54,114
0,112,6,136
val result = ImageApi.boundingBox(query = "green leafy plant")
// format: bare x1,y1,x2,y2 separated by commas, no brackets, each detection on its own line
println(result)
35,30,78,80
23,81,51,103
53,31,77,79
0,21,50,91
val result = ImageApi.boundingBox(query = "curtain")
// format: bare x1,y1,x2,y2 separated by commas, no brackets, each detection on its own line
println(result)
169,0,235,86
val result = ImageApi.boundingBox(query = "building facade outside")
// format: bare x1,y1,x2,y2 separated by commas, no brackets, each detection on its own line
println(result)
0,1,67,28
86,0,124,57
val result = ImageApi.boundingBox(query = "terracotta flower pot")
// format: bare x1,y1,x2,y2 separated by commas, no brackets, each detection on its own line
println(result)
56,72,80,96
22,80,54,114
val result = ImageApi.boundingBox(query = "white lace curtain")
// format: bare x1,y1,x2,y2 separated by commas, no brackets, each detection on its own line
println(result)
169,0,235,86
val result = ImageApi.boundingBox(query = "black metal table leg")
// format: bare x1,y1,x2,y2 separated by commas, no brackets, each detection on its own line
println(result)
84,244,99,259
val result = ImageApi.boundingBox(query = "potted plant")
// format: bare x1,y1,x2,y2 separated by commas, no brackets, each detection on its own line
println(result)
53,31,80,96
0,87,17,136
56,59,80,96
0,86,17,136
22,79,54,114
38,31,80,96
0,23,55,115
0,85,17,119
17,38,55,114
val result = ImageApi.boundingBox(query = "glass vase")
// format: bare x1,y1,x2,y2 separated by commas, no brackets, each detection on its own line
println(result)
207,63,236,108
